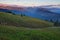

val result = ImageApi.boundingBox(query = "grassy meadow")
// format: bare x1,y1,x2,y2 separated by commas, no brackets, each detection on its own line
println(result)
0,12,53,28
0,12,60,40
0,25,60,40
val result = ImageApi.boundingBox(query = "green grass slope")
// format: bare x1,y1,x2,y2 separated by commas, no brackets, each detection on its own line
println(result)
0,25,60,40
0,12,53,28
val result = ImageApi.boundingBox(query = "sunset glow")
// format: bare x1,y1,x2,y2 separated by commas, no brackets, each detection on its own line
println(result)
0,0,60,6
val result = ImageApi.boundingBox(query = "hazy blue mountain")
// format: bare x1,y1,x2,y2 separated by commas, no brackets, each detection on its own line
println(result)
0,5,60,22
0,8,11,12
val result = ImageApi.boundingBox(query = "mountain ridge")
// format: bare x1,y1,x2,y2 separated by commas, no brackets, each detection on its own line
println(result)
0,4,60,22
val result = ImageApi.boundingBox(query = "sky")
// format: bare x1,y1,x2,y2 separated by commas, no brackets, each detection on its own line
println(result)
0,0,60,6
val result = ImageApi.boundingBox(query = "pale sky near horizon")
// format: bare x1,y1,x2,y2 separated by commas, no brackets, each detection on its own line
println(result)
0,0,60,6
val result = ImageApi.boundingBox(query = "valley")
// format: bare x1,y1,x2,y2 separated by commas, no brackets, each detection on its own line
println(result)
0,4,60,40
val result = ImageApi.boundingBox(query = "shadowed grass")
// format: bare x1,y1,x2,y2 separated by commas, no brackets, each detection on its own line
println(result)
0,12,53,28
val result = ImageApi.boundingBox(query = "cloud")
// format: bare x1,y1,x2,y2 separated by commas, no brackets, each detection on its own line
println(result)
0,0,60,6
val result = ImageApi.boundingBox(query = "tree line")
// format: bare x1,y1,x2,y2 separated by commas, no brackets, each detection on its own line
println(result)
50,18,60,26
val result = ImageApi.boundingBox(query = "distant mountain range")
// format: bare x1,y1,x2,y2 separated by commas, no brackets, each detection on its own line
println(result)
0,4,60,22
